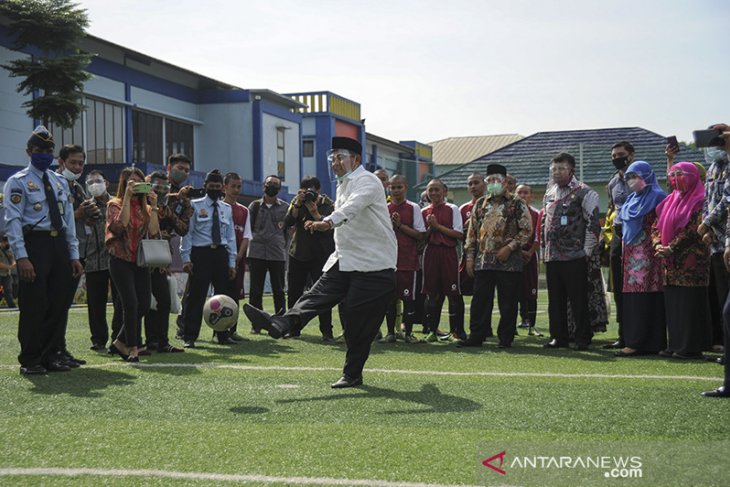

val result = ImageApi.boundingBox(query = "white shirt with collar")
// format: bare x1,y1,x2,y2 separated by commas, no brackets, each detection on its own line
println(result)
323,165,397,272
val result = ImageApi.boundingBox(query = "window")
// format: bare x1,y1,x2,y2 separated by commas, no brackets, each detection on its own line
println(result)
87,98,124,164
276,127,286,179
302,139,314,158
48,116,83,149
165,118,194,164
132,110,163,165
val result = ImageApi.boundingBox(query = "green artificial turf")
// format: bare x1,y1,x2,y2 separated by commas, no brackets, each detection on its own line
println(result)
0,297,727,486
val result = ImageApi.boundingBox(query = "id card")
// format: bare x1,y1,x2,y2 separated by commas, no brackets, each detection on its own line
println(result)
560,216,568,226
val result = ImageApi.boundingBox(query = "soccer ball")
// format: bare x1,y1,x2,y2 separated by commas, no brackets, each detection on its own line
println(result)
203,294,238,331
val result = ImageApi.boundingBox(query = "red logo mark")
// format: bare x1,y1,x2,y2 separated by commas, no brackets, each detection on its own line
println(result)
482,451,507,475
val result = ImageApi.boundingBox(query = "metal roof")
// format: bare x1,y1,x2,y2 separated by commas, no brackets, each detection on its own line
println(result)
423,127,707,190
429,134,524,165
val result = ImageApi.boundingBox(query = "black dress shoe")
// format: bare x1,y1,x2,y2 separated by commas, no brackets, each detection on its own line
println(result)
497,342,512,349
217,336,237,345
702,386,730,398
45,361,71,372
543,339,567,349
110,343,129,360
90,342,106,351
183,340,196,348
331,375,363,388
243,304,289,339
602,340,624,349
60,351,86,365
20,365,47,375
456,337,482,347
615,349,643,357
573,343,589,351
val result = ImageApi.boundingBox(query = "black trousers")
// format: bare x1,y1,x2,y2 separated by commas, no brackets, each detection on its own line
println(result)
109,256,151,348
248,258,286,315
709,252,729,346
287,256,332,337
721,284,730,388
469,270,522,345
546,258,592,346
285,262,394,379
85,269,118,346
145,269,172,346
182,246,235,341
51,258,84,355
17,233,75,367
609,225,624,342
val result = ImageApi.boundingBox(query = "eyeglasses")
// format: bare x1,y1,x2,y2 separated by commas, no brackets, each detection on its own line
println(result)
550,166,571,173
86,178,104,185
152,183,171,192
326,150,352,163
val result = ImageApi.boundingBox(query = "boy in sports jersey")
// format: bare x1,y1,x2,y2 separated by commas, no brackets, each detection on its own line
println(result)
421,179,464,342
382,175,426,343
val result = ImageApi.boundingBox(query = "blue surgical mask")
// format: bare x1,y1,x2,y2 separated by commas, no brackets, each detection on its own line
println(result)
30,152,54,172
705,147,728,165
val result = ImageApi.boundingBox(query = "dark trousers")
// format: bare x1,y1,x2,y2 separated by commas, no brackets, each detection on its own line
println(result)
0,274,15,307
721,285,730,388
182,246,234,341
51,258,84,355
469,270,522,345
248,258,286,315
287,256,332,337
145,269,172,346
709,252,729,346
109,256,151,348
610,226,624,343
85,269,118,346
546,258,592,346
285,262,394,379
17,233,75,367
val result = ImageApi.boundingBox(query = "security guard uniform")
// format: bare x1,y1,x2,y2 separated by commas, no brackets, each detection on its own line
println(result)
3,163,79,369
180,192,237,345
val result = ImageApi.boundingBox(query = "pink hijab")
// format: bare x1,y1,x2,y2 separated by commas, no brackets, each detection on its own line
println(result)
655,161,705,246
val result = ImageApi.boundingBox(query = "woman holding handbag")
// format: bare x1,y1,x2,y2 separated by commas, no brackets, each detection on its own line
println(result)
106,167,159,362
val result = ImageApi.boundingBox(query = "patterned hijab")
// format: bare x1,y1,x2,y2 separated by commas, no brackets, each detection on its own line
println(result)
618,161,666,245
655,161,705,246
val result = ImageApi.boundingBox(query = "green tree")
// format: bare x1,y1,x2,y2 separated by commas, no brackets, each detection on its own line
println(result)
0,0,91,128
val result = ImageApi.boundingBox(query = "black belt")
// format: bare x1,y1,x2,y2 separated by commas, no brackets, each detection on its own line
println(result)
28,230,64,237
194,244,224,250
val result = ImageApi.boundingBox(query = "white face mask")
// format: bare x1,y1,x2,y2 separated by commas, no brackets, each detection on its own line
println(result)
627,178,646,193
87,182,106,197
61,167,81,181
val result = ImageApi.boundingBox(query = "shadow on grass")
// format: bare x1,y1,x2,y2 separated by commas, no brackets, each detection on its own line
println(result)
275,383,481,414
23,367,136,398
230,405,270,415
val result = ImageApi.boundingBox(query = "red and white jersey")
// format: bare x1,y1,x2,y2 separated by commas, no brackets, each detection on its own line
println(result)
460,200,478,236
388,199,426,271
231,202,252,247
422,202,463,248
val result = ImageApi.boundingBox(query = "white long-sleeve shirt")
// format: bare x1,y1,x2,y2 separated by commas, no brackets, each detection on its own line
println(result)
323,165,397,272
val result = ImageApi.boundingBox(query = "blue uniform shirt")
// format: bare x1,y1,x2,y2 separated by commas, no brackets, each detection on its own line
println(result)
3,164,79,260
180,196,236,268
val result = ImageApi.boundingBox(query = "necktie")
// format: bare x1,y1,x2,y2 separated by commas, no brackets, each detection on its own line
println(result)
42,172,63,232
212,201,221,245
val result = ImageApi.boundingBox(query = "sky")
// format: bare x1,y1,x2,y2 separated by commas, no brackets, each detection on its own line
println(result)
77,0,729,144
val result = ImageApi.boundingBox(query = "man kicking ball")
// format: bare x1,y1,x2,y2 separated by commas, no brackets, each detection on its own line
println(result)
244,136,397,388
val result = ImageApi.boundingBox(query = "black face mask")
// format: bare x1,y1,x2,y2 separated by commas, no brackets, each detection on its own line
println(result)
612,156,629,170
206,189,223,200
264,185,280,197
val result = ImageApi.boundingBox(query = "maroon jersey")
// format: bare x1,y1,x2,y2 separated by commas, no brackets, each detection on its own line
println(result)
522,206,539,251
422,202,463,248
231,202,250,247
389,200,425,271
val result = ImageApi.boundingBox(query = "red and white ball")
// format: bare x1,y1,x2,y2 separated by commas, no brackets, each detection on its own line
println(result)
203,294,238,331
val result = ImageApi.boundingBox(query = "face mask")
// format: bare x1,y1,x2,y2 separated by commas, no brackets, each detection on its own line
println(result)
264,185,280,197
61,167,81,181
705,147,728,165
170,168,188,185
486,182,503,196
30,152,54,172
612,156,629,170
87,182,106,197
157,193,169,206
627,178,646,193
206,189,223,200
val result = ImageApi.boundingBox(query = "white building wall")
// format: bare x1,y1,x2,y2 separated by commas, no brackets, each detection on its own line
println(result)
83,75,125,103
197,102,254,180
302,117,316,135
129,86,199,121
262,113,300,188
0,46,32,165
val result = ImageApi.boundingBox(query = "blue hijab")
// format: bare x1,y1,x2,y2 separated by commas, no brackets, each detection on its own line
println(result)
618,161,667,245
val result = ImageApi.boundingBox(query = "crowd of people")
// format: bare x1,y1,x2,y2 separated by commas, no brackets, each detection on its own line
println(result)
2,126,729,395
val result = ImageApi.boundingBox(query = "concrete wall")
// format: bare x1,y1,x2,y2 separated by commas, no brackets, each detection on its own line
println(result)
262,113,300,188
198,102,254,180
0,45,31,166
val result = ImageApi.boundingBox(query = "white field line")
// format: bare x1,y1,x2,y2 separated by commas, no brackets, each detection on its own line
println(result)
0,362,720,381
0,467,491,487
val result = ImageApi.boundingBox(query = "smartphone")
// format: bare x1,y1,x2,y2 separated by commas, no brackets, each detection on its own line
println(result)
133,182,152,194
666,135,680,153
693,129,724,148
187,188,206,198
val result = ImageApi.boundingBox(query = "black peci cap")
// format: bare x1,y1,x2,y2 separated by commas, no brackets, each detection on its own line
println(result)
486,164,507,177
332,136,362,156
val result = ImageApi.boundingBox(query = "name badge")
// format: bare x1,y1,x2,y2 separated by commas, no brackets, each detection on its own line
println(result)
560,216,568,226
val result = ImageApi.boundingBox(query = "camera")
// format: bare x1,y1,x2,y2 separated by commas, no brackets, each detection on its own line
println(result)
303,188,318,203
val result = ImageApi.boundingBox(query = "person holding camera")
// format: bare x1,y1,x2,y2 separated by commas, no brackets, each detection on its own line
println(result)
284,176,336,340
82,169,119,351
106,167,159,362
